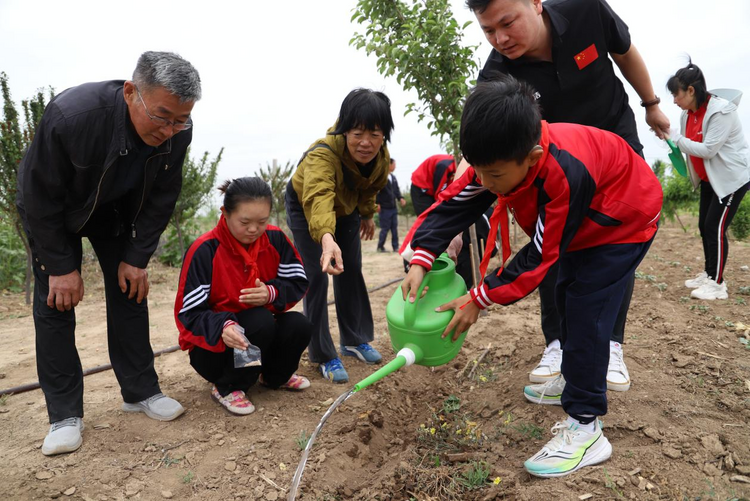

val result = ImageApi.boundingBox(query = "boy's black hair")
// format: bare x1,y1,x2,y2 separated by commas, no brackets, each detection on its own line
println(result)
330,88,394,142
460,76,542,166
667,58,709,109
218,177,273,214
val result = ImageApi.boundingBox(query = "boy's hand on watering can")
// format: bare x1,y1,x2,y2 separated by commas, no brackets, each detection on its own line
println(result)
401,264,427,302
437,293,480,342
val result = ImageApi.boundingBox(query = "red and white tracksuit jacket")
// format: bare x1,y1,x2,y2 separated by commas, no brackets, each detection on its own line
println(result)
175,216,308,353
402,121,663,309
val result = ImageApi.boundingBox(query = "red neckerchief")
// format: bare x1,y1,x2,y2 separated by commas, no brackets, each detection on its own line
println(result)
215,214,261,289
478,121,551,278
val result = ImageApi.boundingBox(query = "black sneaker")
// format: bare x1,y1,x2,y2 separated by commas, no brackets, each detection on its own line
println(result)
377,247,386,253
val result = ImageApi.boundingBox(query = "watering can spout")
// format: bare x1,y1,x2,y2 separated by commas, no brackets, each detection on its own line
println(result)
352,345,423,392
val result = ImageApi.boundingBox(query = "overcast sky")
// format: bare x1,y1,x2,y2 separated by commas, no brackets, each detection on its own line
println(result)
1,0,749,193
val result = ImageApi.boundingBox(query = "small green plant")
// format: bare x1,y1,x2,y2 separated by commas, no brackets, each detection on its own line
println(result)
159,454,182,468
689,304,710,312
735,297,747,305
669,261,681,267
181,471,194,484
655,282,668,292
295,430,310,451
513,422,544,440
635,271,657,282
679,296,691,303
442,395,461,414
738,286,750,296
460,461,491,490
0,393,10,405
725,321,736,329
603,468,625,499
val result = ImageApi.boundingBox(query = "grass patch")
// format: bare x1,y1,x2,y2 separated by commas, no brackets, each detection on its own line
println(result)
295,430,310,451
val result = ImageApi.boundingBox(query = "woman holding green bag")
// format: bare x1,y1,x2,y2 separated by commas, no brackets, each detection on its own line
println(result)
667,61,750,300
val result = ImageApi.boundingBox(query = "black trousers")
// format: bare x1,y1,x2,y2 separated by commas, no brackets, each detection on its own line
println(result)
286,189,374,364
698,180,750,284
31,233,161,423
558,239,653,420
189,309,311,396
539,261,633,345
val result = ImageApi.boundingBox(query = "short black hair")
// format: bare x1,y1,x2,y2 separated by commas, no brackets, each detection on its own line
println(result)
465,0,494,14
667,58,709,109
460,76,542,166
390,158,396,164
218,177,273,214
330,88,394,142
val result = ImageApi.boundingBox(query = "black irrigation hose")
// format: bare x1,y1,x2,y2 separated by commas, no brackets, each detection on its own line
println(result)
0,275,405,397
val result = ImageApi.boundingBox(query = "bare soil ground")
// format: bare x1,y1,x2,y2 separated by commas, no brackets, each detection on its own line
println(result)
1,218,750,501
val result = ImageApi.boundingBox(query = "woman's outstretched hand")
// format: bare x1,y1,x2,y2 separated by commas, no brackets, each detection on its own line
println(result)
360,218,375,240
320,233,344,275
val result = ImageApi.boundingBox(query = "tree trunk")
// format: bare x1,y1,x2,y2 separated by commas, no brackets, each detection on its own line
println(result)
175,217,185,260
14,219,32,305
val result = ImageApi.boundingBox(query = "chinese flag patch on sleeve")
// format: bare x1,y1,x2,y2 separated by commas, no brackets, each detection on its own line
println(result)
574,44,598,70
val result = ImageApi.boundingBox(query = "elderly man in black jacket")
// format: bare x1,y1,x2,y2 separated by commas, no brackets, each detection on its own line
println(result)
16,51,201,456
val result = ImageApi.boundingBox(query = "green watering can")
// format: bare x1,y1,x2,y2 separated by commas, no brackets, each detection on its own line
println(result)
353,253,469,392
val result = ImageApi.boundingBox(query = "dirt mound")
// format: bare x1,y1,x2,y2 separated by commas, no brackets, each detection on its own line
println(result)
1,219,749,500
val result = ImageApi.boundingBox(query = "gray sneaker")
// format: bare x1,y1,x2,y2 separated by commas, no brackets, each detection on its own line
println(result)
122,393,184,421
42,417,84,456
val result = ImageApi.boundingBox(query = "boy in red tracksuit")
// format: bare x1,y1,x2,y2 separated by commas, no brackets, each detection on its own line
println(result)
400,77,662,478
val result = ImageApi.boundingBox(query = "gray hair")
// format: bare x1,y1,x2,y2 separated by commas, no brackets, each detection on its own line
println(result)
132,51,202,103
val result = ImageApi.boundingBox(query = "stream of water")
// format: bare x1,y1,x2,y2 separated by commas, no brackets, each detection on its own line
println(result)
287,388,356,501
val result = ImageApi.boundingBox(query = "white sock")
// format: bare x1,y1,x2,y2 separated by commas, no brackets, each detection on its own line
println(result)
610,340,622,352
566,415,597,433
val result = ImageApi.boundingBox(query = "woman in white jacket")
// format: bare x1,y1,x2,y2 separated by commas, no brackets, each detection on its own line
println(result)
667,62,750,300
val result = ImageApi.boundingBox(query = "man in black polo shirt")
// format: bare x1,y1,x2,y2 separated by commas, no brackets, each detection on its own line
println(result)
464,0,669,396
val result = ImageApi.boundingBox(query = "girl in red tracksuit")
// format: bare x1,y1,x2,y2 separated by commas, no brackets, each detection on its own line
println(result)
401,78,662,478
175,177,312,416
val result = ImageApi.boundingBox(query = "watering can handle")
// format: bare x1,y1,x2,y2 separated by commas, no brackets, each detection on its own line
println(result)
403,273,430,328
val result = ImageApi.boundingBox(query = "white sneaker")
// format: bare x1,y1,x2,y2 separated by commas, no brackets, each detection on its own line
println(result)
529,340,562,383
524,374,564,405
122,393,185,421
685,271,710,289
691,280,728,300
524,418,612,478
42,417,84,456
607,342,630,392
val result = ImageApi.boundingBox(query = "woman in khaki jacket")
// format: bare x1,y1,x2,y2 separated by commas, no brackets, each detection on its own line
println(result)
285,88,394,383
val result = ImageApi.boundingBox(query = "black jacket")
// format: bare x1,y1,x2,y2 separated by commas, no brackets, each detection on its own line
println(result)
375,173,403,210
16,80,191,275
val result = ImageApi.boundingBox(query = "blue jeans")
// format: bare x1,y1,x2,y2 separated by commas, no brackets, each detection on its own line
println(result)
377,207,399,251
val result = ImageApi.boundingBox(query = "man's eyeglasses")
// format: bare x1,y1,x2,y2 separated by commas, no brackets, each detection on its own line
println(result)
135,86,192,131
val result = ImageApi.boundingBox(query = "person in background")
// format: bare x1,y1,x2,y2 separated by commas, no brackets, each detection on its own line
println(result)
667,61,750,300
464,0,671,393
402,78,662,477
175,177,312,415
16,51,200,455
286,88,394,383
376,158,406,253
409,154,494,289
